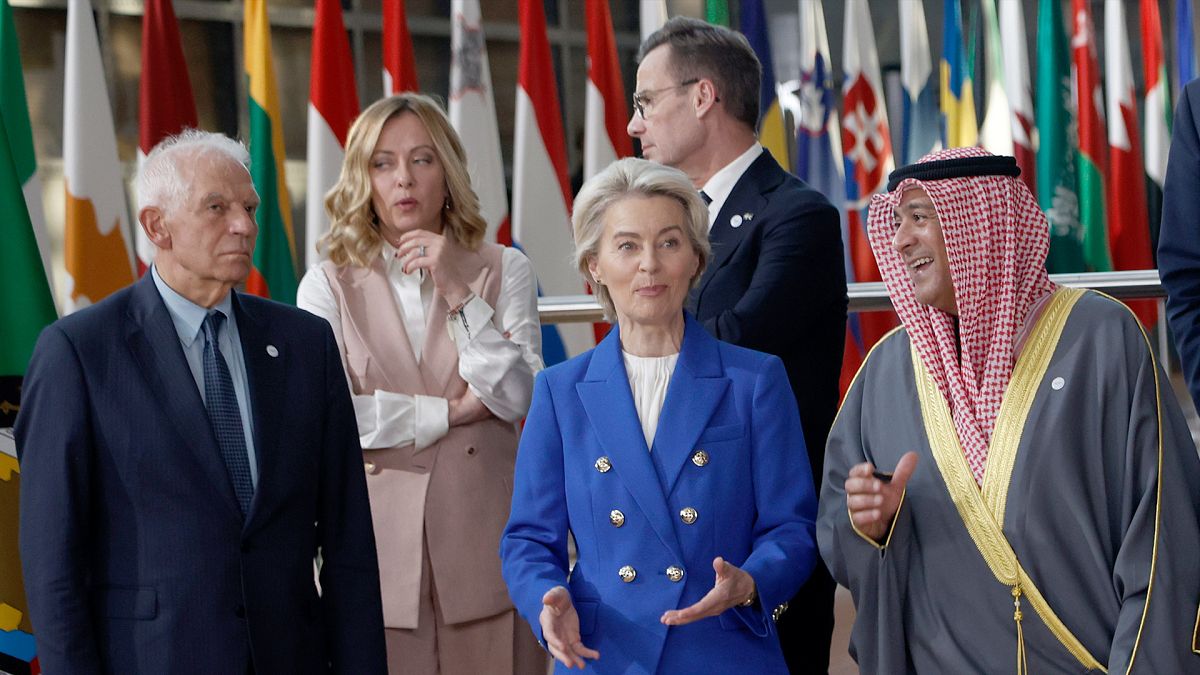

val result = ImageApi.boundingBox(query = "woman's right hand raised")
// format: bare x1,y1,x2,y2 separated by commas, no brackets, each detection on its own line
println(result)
539,586,599,669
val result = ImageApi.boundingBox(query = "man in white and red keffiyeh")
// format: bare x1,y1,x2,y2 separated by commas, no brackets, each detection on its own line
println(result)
816,147,1200,674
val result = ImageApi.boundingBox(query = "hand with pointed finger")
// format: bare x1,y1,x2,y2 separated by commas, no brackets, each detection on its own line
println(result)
395,229,474,306
539,586,600,669
845,451,919,543
660,557,756,626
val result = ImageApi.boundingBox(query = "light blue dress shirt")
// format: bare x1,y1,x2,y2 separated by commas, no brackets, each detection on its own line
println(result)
151,265,259,486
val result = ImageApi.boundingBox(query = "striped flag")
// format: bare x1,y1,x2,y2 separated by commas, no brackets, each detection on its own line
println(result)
940,0,978,148
64,0,135,314
978,0,1012,156
2,0,52,314
1037,0,1086,272
383,0,419,94
898,0,940,164
1070,0,1112,272
138,0,198,277
741,0,790,169
1178,0,1195,96
307,0,359,269
640,0,667,42
584,0,633,180
449,0,509,243
1105,0,1156,327
514,0,590,362
999,0,1036,196
1142,0,1172,250
841,0,896,373
244,0,298,303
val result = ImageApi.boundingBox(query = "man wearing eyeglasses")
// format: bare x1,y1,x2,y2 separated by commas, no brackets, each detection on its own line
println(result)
628,15,846,675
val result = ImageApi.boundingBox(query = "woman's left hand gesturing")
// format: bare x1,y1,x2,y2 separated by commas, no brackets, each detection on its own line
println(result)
659,557,757,626
395,229,475,307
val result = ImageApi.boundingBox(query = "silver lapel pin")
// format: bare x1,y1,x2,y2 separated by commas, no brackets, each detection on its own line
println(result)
730,214,743,229
266,345,279,358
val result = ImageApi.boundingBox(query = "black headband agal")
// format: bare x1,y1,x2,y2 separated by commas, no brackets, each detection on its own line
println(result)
886,155,1021,192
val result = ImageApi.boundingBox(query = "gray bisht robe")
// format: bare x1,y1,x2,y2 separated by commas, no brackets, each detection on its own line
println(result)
818,289,1200,673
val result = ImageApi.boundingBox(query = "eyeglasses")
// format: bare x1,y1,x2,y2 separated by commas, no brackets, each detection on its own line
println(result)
632,79,700,119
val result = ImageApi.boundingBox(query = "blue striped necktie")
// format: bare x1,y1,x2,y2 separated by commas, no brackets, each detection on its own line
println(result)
202,310,254,516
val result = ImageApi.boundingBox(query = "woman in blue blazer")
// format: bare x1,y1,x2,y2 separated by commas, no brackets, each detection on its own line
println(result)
500,158,819,673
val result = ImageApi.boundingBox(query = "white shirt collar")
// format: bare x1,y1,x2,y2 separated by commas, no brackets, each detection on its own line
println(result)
700,142,763,230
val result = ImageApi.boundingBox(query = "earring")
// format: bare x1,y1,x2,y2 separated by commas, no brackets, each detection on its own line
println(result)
443,195,451,210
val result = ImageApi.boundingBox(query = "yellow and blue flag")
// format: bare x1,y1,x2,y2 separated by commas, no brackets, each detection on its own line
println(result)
740,0,789,169
940,0,978,148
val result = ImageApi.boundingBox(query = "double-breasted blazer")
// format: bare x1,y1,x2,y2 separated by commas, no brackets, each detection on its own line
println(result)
16,273,387,674
500,314,818,674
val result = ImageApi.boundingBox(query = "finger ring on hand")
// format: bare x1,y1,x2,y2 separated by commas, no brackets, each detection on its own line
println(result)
418,244,427,258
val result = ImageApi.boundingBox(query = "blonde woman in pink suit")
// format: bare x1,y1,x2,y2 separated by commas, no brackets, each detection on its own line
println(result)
298,93,547,675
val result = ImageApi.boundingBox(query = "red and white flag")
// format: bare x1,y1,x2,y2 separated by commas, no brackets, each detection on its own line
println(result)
998,0,1036,196
1105,0,1156,326
1141,0,1171,192
382,0,419,94
584,0,633,180
449,0,509,243
137,0,197,276
307,0,360,268
64,0,134,313
514,0,591,358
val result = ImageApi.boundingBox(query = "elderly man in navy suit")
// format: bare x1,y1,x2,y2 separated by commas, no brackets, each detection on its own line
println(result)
16,130,387,674
627,16,846,673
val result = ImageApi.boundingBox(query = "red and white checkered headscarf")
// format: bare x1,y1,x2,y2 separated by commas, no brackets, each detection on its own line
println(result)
867,147,1056,483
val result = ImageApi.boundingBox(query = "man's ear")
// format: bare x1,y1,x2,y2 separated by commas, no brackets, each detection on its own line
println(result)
693,79,719,118
138,206,171,250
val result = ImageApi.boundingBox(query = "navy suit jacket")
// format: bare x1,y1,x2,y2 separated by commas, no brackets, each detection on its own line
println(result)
15,274,387,674
688,149,846,481
1160,79,1200,408
500,315,818,674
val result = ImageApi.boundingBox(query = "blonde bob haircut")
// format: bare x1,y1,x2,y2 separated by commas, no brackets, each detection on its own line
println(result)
320,93,487,268
571,157,711,321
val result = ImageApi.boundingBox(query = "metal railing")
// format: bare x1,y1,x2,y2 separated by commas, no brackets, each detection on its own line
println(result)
537,270,1166,323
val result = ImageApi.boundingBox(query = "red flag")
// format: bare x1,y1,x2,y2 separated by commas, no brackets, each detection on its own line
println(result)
513,0,591,360
307,0,359,268
382,0,419,94
138,0,197,276
1105,0,1156,327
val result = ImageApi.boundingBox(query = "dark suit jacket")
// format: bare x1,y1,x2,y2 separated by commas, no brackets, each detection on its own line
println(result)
1160,79,1200,409
688,148,847,479
15,273,387,674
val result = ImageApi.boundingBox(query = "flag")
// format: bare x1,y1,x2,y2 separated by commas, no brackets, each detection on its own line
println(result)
1037,0,1085,272
138,0,198,277
741,0,790,168
641,0,667,42
898,0,940,163
449,0,508,245
841,0,896,381
1,0,52,312
998,0,1036,196
940,0,978,148
706,0,729,26
383,0,419,94
245,0,298,303
1142,0,1172,250
1105,0,1156,327
584,0,633,180
1070,0,1111,272
64,0,135,314
1178,0,1195,95
514,0,591,362
307,0,359,269
978,0,1013,155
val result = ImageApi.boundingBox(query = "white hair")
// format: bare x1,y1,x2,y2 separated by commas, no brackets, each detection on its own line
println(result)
136,129,253,213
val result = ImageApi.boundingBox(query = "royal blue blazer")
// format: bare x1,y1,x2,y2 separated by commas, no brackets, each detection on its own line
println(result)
500,314,818,674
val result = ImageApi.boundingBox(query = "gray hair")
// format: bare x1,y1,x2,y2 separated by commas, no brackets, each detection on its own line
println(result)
136,129,253,213
571,157,711,321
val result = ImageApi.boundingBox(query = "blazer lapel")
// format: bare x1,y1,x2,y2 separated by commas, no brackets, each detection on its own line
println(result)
124,275,241,519
576,330,684,562
422,247,492,397
232,293,284,527
650,316,727,495
695,150,782,298
342,259,420,393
